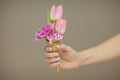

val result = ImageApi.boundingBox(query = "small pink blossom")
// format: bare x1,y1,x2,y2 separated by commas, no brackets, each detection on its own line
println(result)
46,31,63,40
35,23,53,41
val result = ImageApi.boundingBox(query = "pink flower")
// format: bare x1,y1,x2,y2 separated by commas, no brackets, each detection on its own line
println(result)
56,18,67,34
46,31,63,40
35,23,53,41
50,5,63,20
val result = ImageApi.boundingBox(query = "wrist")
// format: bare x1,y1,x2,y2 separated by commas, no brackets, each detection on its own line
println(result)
77,47,97,67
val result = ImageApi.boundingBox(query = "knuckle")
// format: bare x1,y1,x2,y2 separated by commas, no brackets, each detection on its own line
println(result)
49,63,57,68
48,58,57,63
46,53,53,57
45,46,52,52
66,46,71,49
48,59,53,63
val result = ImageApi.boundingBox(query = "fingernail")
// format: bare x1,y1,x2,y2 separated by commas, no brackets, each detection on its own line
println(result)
56,62,60,65
56,45,61,49
56,57,61,61
46,47,52,52
53,53,59,56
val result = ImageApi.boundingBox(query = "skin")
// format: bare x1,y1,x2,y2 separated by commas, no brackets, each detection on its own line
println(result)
44,34,120,69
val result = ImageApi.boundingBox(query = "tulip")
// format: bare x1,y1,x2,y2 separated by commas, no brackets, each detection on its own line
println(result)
56,18,67,34
50,5,63,20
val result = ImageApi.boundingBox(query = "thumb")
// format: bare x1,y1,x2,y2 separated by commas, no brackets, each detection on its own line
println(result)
59,44,71,52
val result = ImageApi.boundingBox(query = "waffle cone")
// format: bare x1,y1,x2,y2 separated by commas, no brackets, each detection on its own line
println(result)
46,39,61,72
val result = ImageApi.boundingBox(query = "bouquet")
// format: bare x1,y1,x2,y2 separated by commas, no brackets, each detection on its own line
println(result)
35,5,67,72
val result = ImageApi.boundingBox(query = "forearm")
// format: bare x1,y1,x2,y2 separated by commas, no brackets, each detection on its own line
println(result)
79,34,120,66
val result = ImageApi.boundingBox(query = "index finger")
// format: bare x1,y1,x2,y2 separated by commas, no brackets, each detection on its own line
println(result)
44,46,52,53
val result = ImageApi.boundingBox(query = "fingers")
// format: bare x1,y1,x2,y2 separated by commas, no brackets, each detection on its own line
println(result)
47,57,61,63
45,52,59,58
44,45,61,53
44,46,52,52
44,44,71,68
44,44,61,67
49,62,61,67
44,44,71,53
60,44,72,50
45,52,61,67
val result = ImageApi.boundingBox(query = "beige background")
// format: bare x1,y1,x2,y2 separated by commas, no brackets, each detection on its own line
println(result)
0,0,120,80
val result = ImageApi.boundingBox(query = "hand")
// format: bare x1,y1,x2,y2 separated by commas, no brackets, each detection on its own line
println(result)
44,34,120,69
44,44,82,69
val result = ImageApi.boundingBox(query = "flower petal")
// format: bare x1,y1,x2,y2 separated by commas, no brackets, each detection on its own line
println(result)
50,5,56,20
56,18,67,34
55,5,63,20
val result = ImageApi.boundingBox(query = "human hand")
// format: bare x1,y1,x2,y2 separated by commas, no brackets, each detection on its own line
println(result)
44,34,120,69
44,44,82,69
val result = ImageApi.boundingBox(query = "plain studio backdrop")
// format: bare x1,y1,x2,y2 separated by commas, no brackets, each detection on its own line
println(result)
0,0,120,80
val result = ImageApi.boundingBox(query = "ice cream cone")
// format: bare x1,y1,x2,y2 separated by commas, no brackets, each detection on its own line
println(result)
46,39,61,72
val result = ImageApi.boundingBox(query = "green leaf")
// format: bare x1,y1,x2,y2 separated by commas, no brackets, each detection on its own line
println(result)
47,11,51,22
53,40,58,43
